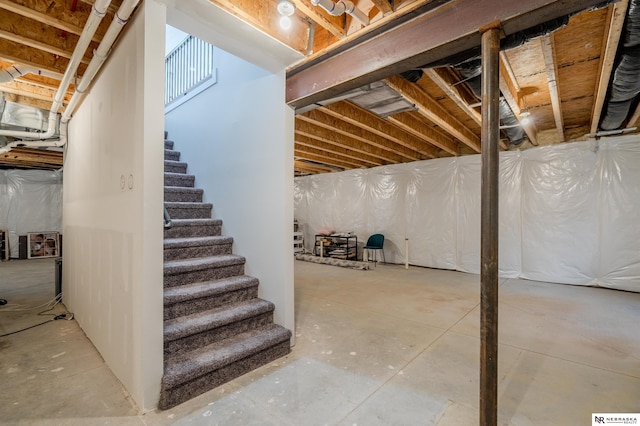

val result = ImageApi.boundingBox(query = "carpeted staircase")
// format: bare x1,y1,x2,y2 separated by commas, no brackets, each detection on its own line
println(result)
159,137,292,410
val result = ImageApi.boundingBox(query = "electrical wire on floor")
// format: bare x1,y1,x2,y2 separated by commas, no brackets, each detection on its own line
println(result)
0,293,74,338
0,292,62,312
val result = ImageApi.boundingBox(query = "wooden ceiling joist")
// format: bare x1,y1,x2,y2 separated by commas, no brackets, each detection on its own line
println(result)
0,38,72,76
299,108,423,161
590,0,629,133
3,92,52,110
294,159,331,174
386,75,481,152
293,0,345,38
208,0,309,54
0,148,62,169
540,34,565,142
286,0,608,108
0,0,102,43
319,101,438,159
294,150,350,169
295,133,383,166
0,79,68,104
499,52,538,146
370,0,393,15
295,119,404,163
424,67,482,125
295,144,365,169
0,29,90,65
387,111,459,155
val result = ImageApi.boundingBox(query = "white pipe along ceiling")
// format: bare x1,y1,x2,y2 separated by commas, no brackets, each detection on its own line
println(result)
0,0,141,156
311,0,370,26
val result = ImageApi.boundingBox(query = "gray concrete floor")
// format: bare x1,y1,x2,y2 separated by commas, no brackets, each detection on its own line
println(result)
1,258,638,425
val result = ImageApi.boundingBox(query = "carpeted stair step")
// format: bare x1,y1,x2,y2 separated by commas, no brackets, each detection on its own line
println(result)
165,140,174,150
164,236,233,261
165,149,180,161
165,202,212,219
164,275,259,320
164,219,222,239
158,324,292,410
164,254,246,287
165,172,195,188
165,160,188,174
164,186,204,203
164,299,275,357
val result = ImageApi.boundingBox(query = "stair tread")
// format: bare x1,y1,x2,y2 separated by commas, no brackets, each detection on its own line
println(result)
170,218,222,226
164,299,274,342
164,275,259,304
164,254,245,272
164,160,187,166
165,172,194,178
165,202,212,208
164,187,203,193
162,324,291,387
164,236,232,248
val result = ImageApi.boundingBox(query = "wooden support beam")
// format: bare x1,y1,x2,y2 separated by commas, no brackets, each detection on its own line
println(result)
0,0,102,43
295,119,404,163
299,109,423,161
591,0,629,133
387,112,459,155
320,101,438,158
295,133,383,166
540,34,565,142
479,25,500,426
286,0,608,108
499,52,538,146
386,75,481,152
293,0,345,38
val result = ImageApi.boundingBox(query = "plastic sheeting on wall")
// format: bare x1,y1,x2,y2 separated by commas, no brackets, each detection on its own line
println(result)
294,135,640,292
0,170,62,258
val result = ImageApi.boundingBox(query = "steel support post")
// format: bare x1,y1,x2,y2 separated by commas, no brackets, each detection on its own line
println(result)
480,24,500,426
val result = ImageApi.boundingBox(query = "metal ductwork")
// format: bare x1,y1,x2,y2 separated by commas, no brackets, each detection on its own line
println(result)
599,0,640,130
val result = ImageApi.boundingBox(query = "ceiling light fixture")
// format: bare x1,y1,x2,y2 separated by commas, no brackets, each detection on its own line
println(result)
277,0,296,30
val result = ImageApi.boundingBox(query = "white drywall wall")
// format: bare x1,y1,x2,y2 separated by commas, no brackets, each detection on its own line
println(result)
164,46,295,334
62,0,165,411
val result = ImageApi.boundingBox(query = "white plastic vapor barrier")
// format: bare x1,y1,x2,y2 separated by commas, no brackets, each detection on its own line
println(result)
294,135,640,292
0,170,63,258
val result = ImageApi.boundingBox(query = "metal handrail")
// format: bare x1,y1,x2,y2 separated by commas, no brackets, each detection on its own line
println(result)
164,207,172,229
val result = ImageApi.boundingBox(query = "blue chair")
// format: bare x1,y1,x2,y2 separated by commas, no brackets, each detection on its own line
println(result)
363,234,385,264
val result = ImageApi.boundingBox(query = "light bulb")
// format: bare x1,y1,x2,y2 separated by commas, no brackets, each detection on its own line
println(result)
280,15,292,30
